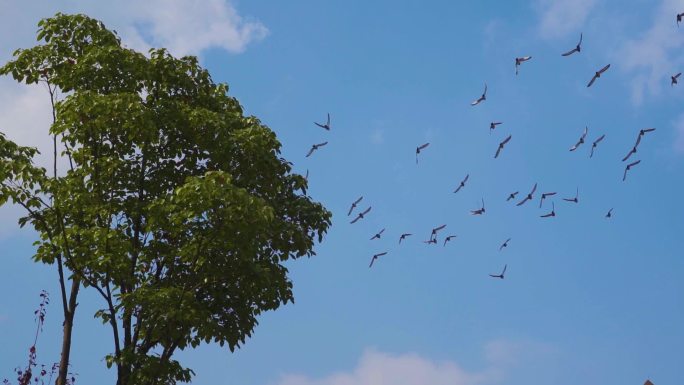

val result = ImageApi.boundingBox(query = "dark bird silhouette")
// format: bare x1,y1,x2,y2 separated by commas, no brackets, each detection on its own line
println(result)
563,188,579,203
369,251,388,268
587,64,610,87
454,174,469,193
540,202,556,218
499,238,511,251
443,235,458,246
515,56,532,75
494,135,512,158
539,192,557,208
507,191,519,201
672,72,681,86
347,196,363,216
569,126,588,151
471,198,486,215
471,83,487,106
314,113,331,130
350,207,371,224
623,160,641,181
399,233,412,244
490,122,503,133
623,128,655,162
561,33,583,56
416,142,430,164
489,264,507,279
516,183,537,206
370,228,385,240
306,141,328,157
678,12,684,26
590,134,605,158
431,224,447,238
606,208,613,218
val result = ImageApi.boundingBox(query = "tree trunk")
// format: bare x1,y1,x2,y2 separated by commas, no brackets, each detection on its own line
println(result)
56,278,80,385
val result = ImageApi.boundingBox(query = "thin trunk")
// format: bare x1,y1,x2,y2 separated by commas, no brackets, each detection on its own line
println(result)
56,277,80,385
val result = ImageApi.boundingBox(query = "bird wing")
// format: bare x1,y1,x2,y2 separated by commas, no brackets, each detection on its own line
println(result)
622,148,635,162
578,33,583,45
494,146,501,158
454,186,462,193
642,128,656,133
347,205,355,216
353,196,363,205
587,74,598,87
581,126,588,140
379,228,385,235
314,122,326,128
483,83,487,96
623,166,628,181
561,48,577,57
361,207,372,215
434,224,446,232
369,257,376,268
350,215,361,224
463,174,470,183
306,147,315,157
676,73,682,79
530,183,538,195
594,134,605,145
502,264,507,274
317,141,328,147
599,64,611,73
418,142,430,150
501,135,512,145
589,146,595,158
326,113,330,126
628,160,641,167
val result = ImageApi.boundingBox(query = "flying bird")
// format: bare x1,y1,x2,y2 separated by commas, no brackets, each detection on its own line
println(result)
431,224,447,238
672,72,681,86
621,145,638,162
561,33,583,56
453,174,469,193
399,233,412,244
314,113,331,130
489,264,507,279
494,135,512,158
623,160,641,181
347,196,363,216
540,202,556,218
563,188,579,203
443,235,458,246
605,208,613,218
370,228,385,240
416,142,430,164
622,128,655,161
678,12,684,26
306,141,328,157
587,64,610,87
516,183,537,206
539,192,557,208
506,191,519,201
499,238,511,251
589,134,605,158
369,252,388,268
489,122,503,133
569,126,588,151
515,56,532,75
471,83,487,106
350,207,371,224
471,198,486,215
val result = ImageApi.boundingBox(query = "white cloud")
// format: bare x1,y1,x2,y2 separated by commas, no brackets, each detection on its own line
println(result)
536,0,597,40
613,0,684,105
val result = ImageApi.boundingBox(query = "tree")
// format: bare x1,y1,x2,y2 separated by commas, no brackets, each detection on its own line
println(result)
0,13,331,385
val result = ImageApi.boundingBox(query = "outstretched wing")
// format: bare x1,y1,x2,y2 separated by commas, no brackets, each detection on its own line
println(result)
561,47,578,57
587,74,598,87
599,64,611,74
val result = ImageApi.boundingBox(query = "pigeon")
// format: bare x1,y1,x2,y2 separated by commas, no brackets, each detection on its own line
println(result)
370,228,385,240
443,235,458,246
471,83,487,106
515,56,532,75
569,126,588,151
672,72,681,86
587,64,610,87
369,252,388,268
562,188,579,203
590,134,605,158
623,160,641,181
490,122,503,133
561,33,583,56
454,174,469,193
516,183,537,206
399,233,412,244
489,264,507,279
507,191,519,201
540,202,556,218
471,198,486,215
314,113,331,130
416,142,430,164
540,192,557,208
350,207,371,224
494,135,512,158
499,238,511,251
347,196,363,216
306,142,328,157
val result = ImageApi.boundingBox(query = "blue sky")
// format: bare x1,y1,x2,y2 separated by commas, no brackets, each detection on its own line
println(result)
1,1,684,384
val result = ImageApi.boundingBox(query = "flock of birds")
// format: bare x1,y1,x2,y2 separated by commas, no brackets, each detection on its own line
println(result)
300,12,684,279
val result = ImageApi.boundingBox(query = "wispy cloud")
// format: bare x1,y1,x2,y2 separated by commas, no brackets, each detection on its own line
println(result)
536,0,597,40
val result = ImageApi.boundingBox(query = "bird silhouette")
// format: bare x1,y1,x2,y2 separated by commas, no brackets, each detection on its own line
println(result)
672,72,681,86
369,252,388,268
399,233,412,244
494,135,512,158
623,160,641,181
347,196,363,216
471,83,487,106
507,191,519,201
454,174,469,193
416,142,430,164
350,207,371,224
431,224,447,238
515,56,532,75
563,188,579,203
314,113,331,130
590,134,605,158
370,228,385,240
443,235,458,246
471,198,486,215
540,202,556,218
517,183,537,206
678,12,684,26
306,142,328,157
499,238,511,251
587,64,610,87
561,33,583,56
605,208,613,218
489,264,507,279
569,126,588,151
540,192,557,208
490,122,503,133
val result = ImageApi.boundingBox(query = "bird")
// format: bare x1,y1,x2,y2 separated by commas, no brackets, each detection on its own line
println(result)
589,134,605,158
399,233,412,244
369,252,388,268
515,56,532,75
370,228,385,240
639,127,656,137
499,238,511,251
494,135,512,158
489,264,507,279
562,188,579,203
622,129,654,162
431,224,447,238
471,83,487,106
540,202,556,218
569,126,588,151
678,12,684,26
443,235,458,246
561,33,583,56
489,122,503,133
605,208,613,218
623,160,641,181
672,72,681,86
539,192,557,208
621,145,638,162
516,183,537,206
347,196,363,216
416,142,430,164
306,141,328,157
506,191,519,201
471,198,486,215
453,174,469,193
587,64,610,87
350,207,371,224
314,113,331,130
